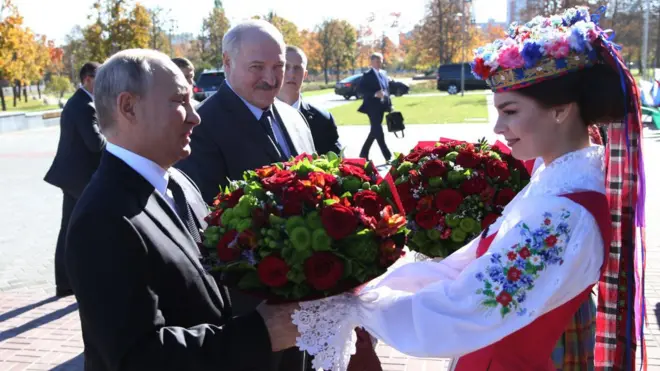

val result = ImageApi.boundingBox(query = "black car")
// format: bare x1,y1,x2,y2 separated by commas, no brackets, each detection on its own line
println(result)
436,63,488,94
334,73,410,100
193,69,225,101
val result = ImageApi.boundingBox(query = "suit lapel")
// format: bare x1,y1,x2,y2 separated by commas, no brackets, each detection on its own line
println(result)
217,84,283,162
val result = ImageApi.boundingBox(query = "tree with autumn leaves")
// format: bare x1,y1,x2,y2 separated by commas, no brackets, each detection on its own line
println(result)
0,0,63,111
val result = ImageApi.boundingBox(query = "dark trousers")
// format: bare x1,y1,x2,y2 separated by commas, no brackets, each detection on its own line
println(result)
359,110,392,161
55,191,77,289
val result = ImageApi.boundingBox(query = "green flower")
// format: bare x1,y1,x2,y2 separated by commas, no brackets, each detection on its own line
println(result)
236,218,252,233
451,228,467,243
396,161,413,174
362,182,371,190
444,151,459,162
429,176,444,187
488,151,502,160
341,230,378,263
426,228,442,241
447,171,465,184
221,208,235,226
412,230,430,245
342,176,362,193
312,158,332,171
305,211,323,230
290,226,312,250
286,216,306,234
312,229,332,251
269,214,286,226
445,214,460,228
459,218,478,233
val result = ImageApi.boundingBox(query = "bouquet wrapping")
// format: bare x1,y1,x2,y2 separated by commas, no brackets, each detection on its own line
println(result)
388,137,531,259
200,152,408,303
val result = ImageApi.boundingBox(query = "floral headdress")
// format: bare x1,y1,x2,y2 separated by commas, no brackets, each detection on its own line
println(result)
472,6,648,370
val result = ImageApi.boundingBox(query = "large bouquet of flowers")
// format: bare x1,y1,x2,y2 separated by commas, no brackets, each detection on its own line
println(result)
201,153,408,302
388,138,531,258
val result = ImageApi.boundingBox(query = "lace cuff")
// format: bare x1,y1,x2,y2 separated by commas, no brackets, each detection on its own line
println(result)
292,294,360,371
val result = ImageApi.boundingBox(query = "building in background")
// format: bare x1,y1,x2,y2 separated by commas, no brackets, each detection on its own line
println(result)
506,0,528,24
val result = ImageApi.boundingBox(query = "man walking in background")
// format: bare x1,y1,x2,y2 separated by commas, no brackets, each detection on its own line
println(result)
358,52,392,163
277,45,342,155
44,61,105,297
172,57,200,106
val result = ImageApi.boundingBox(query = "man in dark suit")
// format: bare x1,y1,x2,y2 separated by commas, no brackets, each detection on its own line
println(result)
277,46,342,155
172,57,200,106
176,21,316,371
44,62,104,297
66,49,298,371
358,52,392,162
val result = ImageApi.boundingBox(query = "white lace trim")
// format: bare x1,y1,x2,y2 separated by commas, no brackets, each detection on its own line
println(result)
292,294,360,371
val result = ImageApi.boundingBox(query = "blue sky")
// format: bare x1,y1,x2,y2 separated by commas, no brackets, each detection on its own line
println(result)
14,0,508,45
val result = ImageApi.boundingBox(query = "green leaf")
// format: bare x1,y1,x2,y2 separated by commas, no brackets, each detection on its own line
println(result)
292,283,311,299
482,289,495,298
482,299,498,307
237,271,265,290
500,306,511,317
286,268,306,284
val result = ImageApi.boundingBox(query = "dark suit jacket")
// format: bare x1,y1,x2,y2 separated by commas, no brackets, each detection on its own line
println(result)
299,100,342,155
66,152,271,371
176,82,316,205
44,88,106,198
357,69,392,115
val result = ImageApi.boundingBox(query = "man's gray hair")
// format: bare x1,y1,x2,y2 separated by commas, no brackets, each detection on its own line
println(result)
222,19,285,61
371,52,384,60
286,45,308,68
94,49,172,132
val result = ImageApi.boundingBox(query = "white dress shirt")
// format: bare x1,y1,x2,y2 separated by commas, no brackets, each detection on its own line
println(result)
105,142,176,211
291,96,302,110
224,80,292,158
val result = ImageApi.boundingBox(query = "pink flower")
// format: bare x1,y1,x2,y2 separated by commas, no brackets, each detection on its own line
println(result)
497,45,524,69
546,38,570,59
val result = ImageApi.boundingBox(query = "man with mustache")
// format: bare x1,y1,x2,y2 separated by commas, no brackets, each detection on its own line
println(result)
175,20,316,371
277,45,342,155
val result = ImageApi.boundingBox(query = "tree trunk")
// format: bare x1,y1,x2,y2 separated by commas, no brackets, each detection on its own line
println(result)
0,88,6,111
655,4,660,69
323,61,329,85
37,82,42,99
23,85,28,102
13,82,18,107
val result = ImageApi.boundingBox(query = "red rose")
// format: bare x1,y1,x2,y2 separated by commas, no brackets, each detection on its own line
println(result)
486,159,511,180
481,213,500,229
519,247,531,259
415,210,440,229
280,181,319,216
396,182,418,213
496,291,513,307
507,251,517,261
416,195,434,211
321,203,359,240
257,256,290,287
404,151,424,163
216,230,240,262
460,176,488,195
251,208,268,229
339,163,370,182
294,153,314,162
205,209,223,226
545,235,558,247
434,189,463,214
262,170,296,194
304,252,344,290
473,57,493,79
455,150,481,168
353,190,385,219
495,188,516,206
544,218,551,225
215,188,244,208
408,169,421,184
238,230,258,250
507,267,522,281
432,145,451,158
480,186,496,203
421,159,448,178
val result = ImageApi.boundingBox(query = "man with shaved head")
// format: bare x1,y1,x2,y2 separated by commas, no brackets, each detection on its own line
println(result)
176,19,316,371
65,48,299,371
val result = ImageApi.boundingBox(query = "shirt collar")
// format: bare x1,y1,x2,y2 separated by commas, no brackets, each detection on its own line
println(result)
106,142,169,196
292,96,302,110
80,85,94,101
225,79,267,120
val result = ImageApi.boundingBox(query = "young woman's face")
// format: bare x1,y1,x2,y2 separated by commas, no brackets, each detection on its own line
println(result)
493,91,562,161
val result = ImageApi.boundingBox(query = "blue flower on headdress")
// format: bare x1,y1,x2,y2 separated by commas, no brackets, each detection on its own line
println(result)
569,24,589,53
521,41,543,69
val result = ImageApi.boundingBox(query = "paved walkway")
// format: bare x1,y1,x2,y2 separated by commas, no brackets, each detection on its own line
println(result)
0,123,658,370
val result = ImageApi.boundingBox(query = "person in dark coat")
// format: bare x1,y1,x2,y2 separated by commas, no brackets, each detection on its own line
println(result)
357,52,392,162
44,61,104,297
277,45,342,155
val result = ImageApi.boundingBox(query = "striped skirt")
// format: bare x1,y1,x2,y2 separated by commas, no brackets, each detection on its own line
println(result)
552,293,597,370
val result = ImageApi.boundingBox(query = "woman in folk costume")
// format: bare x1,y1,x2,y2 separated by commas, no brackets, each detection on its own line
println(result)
350,6,647,370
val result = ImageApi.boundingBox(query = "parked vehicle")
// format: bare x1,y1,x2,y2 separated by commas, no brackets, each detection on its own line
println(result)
193,69,225,101
334,73,410,100
436,63,488,94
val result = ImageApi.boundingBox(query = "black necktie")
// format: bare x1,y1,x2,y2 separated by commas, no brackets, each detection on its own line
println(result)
167,176,202,245
259,109,286,158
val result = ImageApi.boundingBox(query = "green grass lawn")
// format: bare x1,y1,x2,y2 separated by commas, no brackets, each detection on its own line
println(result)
1,98,58,113
330,94,488,125
302,88,336,97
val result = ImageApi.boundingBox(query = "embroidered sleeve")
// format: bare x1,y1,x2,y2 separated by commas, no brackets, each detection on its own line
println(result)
356,196,603,358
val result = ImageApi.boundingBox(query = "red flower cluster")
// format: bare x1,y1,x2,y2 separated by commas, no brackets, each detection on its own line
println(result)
202,153,408,302
388,138,530,258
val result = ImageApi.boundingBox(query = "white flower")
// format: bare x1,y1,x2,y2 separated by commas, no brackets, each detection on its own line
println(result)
530,254,543,266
